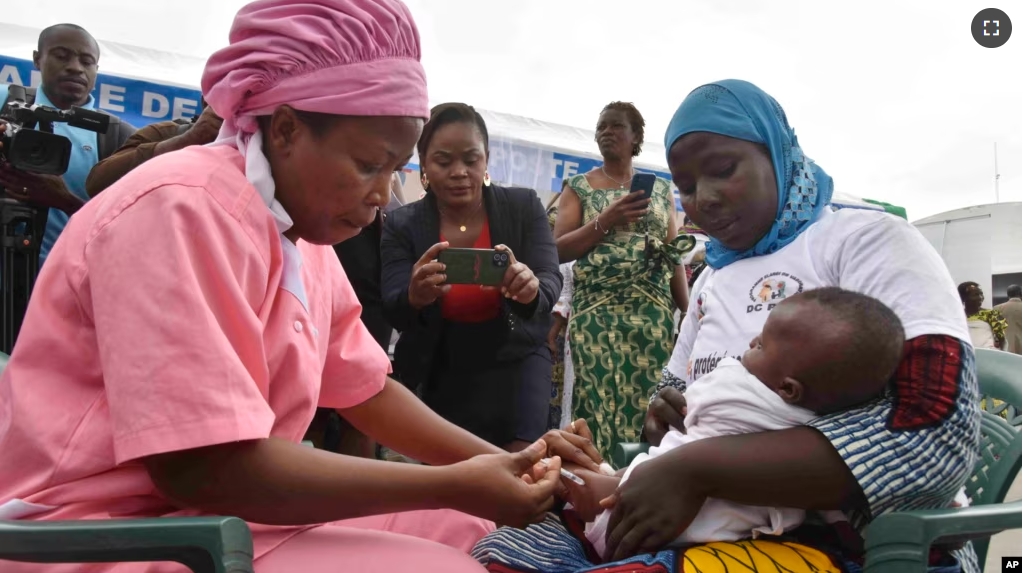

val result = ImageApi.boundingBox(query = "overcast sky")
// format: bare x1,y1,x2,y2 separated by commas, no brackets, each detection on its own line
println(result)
2,0,1020,221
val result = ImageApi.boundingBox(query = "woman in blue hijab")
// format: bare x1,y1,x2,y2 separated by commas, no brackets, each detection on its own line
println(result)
473,80,981,573
664,80,833,268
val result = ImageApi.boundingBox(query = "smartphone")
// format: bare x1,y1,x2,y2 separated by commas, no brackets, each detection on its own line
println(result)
438,248,508,286
630,172,657,199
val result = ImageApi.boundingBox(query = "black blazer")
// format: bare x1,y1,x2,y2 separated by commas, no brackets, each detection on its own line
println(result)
333,212,392,351
381,184,562,391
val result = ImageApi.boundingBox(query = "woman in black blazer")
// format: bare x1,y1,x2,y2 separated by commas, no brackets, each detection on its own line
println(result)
382,103,562,452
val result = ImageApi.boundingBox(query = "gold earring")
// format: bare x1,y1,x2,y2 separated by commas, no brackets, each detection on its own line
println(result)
483,171,491,187
421,175,429,189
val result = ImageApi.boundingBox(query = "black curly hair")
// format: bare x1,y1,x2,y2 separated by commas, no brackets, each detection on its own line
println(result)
417,103,490,159
600,101,645,157
38,23,97,55
791,287,905,412
958,281,981,303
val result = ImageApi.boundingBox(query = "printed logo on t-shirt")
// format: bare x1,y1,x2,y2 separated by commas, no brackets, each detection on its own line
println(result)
746,271,804,314
689,350,743,379
696,291,707,322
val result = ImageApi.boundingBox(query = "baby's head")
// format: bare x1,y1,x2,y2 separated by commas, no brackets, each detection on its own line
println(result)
741,287,905,415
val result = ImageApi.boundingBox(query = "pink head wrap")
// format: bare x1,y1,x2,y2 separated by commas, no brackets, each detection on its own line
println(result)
200,0,428,238
202,0,429,137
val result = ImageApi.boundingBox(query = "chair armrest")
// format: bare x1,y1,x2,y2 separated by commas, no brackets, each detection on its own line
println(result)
863,500,1022,573
612,442,650,469
0,516,254,573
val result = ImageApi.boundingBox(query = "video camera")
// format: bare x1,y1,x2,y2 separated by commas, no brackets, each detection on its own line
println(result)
0,90,110,354
0,97,109,176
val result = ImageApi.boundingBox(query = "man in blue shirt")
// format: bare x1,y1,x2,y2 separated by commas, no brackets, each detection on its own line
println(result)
0,23,135,264
0,24,134,352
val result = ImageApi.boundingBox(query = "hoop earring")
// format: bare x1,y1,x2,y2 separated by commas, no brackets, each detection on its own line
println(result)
421,175,429,190
483,171,492,187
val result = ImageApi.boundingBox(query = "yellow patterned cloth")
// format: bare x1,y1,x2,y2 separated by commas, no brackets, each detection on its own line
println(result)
968,309,1008,344
566,174,694,460
472,513,851,573
980,396,1011,420
680,540,843,572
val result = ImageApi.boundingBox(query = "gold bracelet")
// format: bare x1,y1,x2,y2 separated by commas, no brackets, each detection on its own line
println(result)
594,216,610,235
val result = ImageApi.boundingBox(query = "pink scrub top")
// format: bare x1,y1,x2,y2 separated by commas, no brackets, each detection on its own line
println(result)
0,145,391,562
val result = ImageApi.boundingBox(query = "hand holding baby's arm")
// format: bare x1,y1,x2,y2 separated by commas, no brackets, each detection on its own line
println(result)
560,466,621,522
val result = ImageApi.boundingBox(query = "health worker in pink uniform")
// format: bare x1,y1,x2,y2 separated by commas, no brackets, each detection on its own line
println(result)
0,1,603,571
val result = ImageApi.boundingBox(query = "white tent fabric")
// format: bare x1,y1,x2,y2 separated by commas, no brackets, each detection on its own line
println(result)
0,22,205,88
913,202,1023,301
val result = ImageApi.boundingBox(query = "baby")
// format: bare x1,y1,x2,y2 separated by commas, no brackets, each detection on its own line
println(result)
577,287,906,558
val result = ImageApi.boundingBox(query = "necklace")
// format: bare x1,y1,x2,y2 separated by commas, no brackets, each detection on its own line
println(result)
441,200,483,232
601,165,634,189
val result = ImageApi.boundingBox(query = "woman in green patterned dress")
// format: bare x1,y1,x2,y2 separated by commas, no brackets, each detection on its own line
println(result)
552,101,693,460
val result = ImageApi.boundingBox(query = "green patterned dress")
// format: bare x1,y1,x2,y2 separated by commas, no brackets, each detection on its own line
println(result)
546,202,567,431
566,174,693,460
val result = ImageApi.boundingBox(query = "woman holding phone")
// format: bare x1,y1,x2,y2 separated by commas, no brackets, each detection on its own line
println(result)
381,103,562,453
553,101,692,461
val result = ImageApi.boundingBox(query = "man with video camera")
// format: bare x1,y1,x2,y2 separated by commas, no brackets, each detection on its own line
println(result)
0,23,134,352
1,24,135,258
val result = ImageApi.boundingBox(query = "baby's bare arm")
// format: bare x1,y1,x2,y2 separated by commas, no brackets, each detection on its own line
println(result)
562,465,622,522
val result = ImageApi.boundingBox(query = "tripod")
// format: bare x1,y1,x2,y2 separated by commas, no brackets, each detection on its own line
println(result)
1,197,45,355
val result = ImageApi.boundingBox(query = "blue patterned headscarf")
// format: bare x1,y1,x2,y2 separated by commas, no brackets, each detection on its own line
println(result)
663,80,833,269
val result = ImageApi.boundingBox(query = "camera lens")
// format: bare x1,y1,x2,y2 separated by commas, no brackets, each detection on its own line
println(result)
8,129,72,175
26,142,49,163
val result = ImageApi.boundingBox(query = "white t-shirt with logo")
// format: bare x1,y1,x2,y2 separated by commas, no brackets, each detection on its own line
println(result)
667,207,970,385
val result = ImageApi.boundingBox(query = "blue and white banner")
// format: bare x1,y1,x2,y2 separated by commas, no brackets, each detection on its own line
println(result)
1,52,897,220
464,137,678,207
1,55,203,128
2,53,685,208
